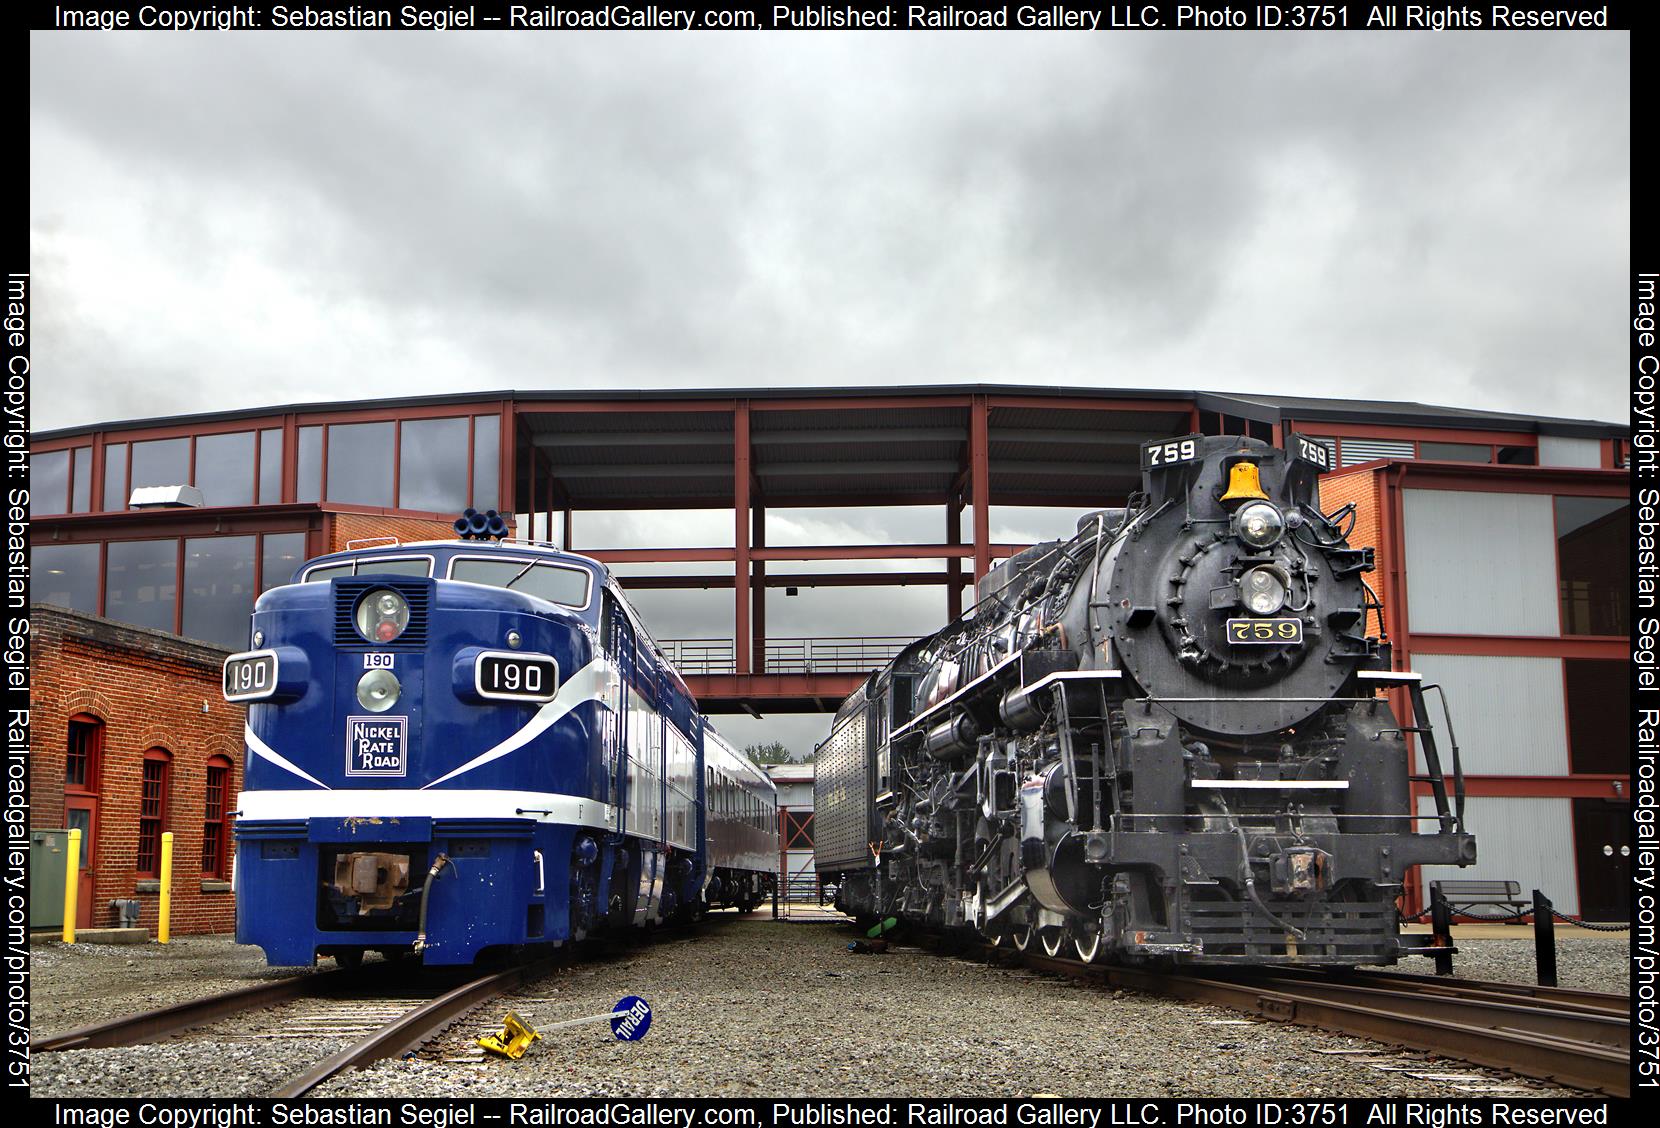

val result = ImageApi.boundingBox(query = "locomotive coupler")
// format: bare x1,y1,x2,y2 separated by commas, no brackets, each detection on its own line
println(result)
1268,847,1330,896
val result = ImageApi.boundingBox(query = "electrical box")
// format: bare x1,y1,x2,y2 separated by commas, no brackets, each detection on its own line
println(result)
31,829,69,930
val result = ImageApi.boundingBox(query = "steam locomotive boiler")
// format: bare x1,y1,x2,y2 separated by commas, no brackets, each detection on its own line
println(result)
815,434,1475,965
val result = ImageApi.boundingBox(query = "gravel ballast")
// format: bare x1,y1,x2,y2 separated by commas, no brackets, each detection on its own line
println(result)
29,932,314,1041
30,920,1626,1098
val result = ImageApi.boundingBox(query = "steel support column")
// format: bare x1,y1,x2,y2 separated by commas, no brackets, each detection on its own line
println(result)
753,501,766,674
970,394,991,582
734,401,752,675
946,491,963,622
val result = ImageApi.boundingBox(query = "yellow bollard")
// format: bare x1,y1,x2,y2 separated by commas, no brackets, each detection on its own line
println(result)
62,828,81,944
158,832,174,944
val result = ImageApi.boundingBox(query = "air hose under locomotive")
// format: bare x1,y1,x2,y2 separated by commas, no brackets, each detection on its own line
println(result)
815,433,1475,966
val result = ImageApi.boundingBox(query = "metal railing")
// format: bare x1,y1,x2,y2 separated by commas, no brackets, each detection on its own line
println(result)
658,636,912,676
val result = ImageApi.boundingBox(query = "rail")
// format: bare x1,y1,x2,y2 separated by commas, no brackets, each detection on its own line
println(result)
913,933,1631,1097
659,636,912,676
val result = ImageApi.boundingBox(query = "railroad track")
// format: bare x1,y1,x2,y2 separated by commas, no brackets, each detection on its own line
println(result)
975,944,1630,1097
36,955,568,1097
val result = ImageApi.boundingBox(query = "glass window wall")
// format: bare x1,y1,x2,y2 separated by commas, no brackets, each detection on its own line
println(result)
472,415,499,509
183,536,257,649
130,437,190,491
33,543,99,612
194,432,255,508
1419,442,1492,463
297,426,322,502
104,443,128,509
105,539,179,632
31,449,69,516
1564,659,1628,774
258,429,283,504
399,417,470,514
1556,497,1629,636
326,421,395,506
261,532,308,591
71,447,91,512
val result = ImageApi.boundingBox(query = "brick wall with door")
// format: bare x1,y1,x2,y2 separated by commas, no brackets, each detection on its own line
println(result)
32,606,244,935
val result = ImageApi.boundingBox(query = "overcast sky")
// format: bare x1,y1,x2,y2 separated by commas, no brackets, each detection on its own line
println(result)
30,30,1630,755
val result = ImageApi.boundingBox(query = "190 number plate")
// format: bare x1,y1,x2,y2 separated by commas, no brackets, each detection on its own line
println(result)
223,651,278,701
1225,618,1304,645
475,652,559,702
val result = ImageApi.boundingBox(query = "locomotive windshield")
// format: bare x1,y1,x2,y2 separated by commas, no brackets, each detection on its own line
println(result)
305,556,432,582
447,557,592,609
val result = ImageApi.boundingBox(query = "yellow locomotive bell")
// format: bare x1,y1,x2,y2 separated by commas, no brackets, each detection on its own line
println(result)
1220,460,1269,504
478,1012,542,1060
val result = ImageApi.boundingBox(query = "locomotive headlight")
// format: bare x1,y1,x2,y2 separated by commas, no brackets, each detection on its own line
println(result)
1242,566,1288,615
1235,502,1285,548
356,668,402,712
355,588,410,644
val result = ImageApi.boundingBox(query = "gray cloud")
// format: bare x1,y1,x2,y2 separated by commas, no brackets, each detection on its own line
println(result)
30,31,1628,432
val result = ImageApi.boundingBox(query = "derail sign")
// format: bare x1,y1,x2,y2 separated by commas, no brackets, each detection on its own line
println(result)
346,715,408,777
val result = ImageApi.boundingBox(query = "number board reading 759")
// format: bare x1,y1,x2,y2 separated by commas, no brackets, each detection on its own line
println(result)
1225,618,1304,645
1140,437,1198,469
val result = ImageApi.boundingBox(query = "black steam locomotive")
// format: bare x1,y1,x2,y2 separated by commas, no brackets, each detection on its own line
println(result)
815,433,1475,966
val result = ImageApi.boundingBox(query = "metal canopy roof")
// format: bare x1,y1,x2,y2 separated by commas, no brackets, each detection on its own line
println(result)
35,383,1627,442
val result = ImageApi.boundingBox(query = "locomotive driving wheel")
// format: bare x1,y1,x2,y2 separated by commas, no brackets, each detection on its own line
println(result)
1010,921,1034,951
1072,926,1103,963
1039,927,1065,958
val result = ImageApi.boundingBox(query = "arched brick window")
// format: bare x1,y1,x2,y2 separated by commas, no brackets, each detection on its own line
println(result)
66,714,103,794
202,755,233,878
136,748,171,877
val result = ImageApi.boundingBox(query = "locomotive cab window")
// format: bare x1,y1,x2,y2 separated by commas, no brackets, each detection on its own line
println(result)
448,558,591,609
305,556,432,583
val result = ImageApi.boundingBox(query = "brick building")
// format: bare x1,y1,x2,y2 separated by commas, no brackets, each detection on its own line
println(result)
31,606,244,934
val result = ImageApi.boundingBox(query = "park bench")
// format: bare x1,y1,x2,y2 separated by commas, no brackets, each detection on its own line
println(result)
1428,878,1531,918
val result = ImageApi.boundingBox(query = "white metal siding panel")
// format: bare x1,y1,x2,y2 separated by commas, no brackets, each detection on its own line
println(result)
1340,438,1415,467
1538,435,1602,468
1418,796,1578,916
1403,489,1559,635
1410,654,1567,776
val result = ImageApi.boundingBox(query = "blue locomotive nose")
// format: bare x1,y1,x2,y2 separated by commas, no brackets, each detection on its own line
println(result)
230,535,779,969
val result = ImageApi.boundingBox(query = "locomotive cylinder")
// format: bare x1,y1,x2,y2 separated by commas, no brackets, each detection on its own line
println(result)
923,713,979,759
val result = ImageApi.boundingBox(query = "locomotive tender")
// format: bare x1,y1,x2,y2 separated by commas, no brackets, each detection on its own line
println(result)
816,434,1475,965
224,513,777,967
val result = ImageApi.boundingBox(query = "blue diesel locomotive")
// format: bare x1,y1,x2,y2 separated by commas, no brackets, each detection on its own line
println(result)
222,518,779,967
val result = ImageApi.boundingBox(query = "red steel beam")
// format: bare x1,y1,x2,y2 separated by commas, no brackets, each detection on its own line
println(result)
734,401,751,675
1410,776,1630,800
1408,634,1628,660
753,501,766,673
1285,418,1537,445
581,543,1031,564
985,395,1193,414
686,672,868,706
971,394,991,582
616,571,955,590
946,492,963,622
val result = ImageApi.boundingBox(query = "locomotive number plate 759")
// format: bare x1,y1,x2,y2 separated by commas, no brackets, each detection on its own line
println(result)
1225,618,1304,645
475,652,559,703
